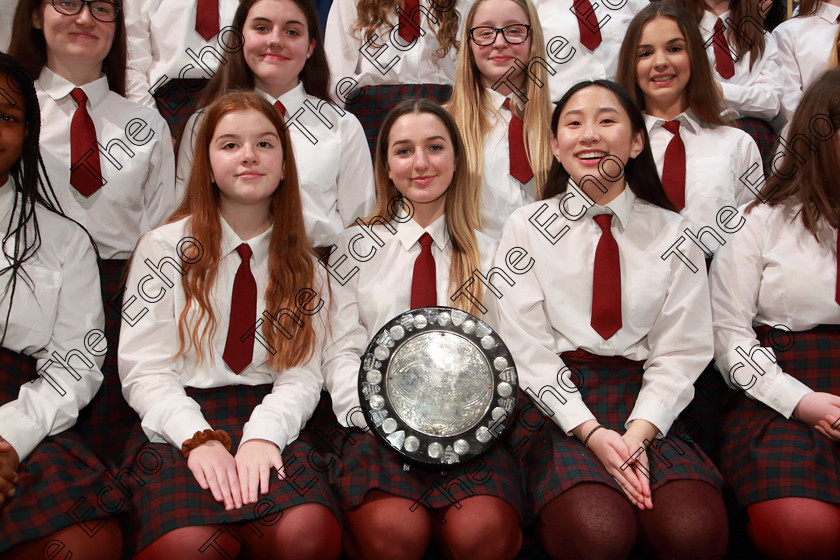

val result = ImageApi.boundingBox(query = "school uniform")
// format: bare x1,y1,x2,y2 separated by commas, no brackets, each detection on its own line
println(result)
532,0,648,102
773,1,840,124
36,66,178,466
0,0,15,52
118,216,338,553
321,215,524,514
0,180,120,552
646,110,761,256
177,82,375,248
480,89,537,239
495,188,722,520
709,200,840,508
124,0,240,129
324,0,471,151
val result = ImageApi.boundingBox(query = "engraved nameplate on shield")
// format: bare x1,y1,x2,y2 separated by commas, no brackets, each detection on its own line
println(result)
359,307,519,468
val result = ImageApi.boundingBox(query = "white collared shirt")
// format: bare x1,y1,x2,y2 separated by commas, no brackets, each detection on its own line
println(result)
698,10,784,121
709,200,839,418
0,180,105,461
36,67,178,260
118,217,328,451
324,0,472,102
533,0,649,102
480,88,538,239
321,215,499,428
495,188,713,437
645,110,761,255
124,0,240,107
0,0,15,52
773,2,840,124
177,82,375,247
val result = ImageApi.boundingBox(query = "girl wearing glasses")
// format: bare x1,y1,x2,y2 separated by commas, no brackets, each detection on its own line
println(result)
8,0,177,469
323,0,469,154
616,2,762,259
177,0,374,251
0,52,123,560
447,0,553,239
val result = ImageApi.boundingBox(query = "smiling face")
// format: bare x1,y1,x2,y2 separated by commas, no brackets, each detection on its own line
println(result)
209,108,284,212
242,0,315,98
0,73,26,187
33,0,116,75
386,111,456,225
551,85,644,204
635,16,691,120
469,0,532,96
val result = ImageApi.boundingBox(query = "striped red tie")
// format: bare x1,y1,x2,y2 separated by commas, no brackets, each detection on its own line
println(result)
573,0,602,51
661,120,686,212
69,88,103,197
504,98,533,184
591,214,621,339
196,0,220,40
223,244,257,374
713,18,735,79
399,0,421,42
410,233,436,309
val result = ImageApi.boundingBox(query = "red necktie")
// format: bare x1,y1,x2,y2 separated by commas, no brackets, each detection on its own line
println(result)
503,98,534,184
713,18,735,79
195,0,220,41
410,233,436,309
591,214,621,339
69,88,103,197
399,0,421,43
661,120,686,212
835,230,840,305
223,244,257,374
573,0,602,51
274,100,287,117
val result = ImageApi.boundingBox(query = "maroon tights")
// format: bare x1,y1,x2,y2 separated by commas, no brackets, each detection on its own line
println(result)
1,519,123,560
747,498,840,560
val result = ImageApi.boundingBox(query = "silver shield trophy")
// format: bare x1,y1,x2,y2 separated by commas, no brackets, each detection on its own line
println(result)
358,307,519,468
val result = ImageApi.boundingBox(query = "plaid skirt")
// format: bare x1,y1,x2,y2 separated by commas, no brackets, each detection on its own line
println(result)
120,383,340,554
719,325,840,508
735,117,777,172
0,347,121,552
345,83,453,155
524,350,723,518
153,78,208,148
75,259,139,469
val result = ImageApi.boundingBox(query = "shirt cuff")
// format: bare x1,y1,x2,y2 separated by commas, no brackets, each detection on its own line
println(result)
156,408,213,450
241,422,288,453
761,373,813,418
0,404,48,461
528,391,595,436
626,402,673,439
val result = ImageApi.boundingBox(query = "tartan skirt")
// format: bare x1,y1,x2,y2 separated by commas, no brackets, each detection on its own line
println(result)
735,117,777,172
524,350,723,518
0,347,121,552
153,78,208,147
328,416,524,519
345,83,454,155
75,259,139,469
120,383,341,554
719,325,840,508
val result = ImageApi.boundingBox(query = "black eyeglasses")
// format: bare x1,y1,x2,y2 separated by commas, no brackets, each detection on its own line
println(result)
51,0,120,23
469,24,531,46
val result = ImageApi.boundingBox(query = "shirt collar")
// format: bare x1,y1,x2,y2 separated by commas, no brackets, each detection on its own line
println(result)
817,1,840,23
396,214,450,251
584,186,633,230
645,108,699,135
484,86,524,113
220,216,273,266
37,66,110,108
255,81,306,114
699,9,730,31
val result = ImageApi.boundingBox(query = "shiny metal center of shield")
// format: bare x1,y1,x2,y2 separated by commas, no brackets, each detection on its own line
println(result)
386,331,494,437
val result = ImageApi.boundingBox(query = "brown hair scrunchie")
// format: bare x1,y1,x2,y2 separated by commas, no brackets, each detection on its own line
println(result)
181,429,232,458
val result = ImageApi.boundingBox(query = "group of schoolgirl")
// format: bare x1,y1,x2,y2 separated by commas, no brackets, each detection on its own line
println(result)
0,0,839,559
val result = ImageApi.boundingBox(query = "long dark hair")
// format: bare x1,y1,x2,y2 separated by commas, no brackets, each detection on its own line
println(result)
541,80,677,213
9,0,127,96
0,53,89,343
199,0,331,108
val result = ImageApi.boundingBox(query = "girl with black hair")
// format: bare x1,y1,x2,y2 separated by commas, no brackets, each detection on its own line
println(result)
0,52,122,560
496,80,728,560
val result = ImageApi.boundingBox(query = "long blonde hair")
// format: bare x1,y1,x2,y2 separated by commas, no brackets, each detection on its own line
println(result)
447,0,553,207
368,99,484,315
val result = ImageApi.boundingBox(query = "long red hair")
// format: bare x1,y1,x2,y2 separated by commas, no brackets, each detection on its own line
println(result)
171,91,319,370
